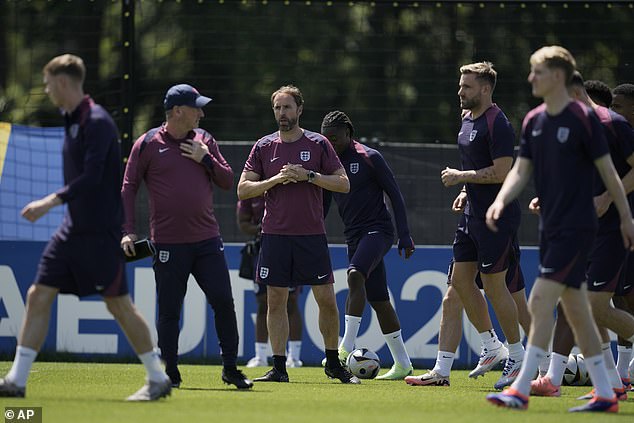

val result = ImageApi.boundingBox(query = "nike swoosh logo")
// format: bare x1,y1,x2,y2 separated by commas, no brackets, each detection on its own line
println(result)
367,231,380,235
539,266,556,273
624,285,632,290
441,355,452,359
481,262,493,268
458,132,464,136
531,129,542,137
270,157,280,162
317,274,329,280
159,148,169,153
592,280,607,287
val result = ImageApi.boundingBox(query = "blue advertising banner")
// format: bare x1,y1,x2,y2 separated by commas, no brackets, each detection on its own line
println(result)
0,241,540,368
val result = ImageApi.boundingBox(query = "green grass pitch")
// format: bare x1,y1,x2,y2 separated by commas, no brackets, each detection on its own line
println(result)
0,362,632,422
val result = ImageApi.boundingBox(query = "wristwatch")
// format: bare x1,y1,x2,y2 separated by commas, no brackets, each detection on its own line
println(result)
307,170,316,183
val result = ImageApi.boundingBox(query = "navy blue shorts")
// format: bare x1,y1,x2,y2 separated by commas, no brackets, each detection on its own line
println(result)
256,234,333,287
35,230,128,297
539,229,595,289
616,252,634,296
447,238,525,293
453,214,520,274
587,229,626,293
347,231,394,302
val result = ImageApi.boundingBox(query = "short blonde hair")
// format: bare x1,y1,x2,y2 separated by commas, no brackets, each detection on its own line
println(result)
43,54,86,83
271,85,304,108
459,61,497,90
530,46,576,84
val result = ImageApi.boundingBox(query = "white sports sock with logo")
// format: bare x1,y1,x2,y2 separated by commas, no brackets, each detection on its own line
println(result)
6,346,37,387
433,351,454,377
584,353,614,399
507,341,525,362
510,344,545,396
480,329,502,351
383,329,411,368
139,348,169,383
538,351,551,376
545,352,568,386
341,315,362,353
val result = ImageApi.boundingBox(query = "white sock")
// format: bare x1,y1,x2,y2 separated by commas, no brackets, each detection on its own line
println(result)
480,329,502,351
510,344,545,396
138,348,169,383
287,340,302,360
383,329,411,368
508,341,525,362
255,342,269,361
602,342,623,389
538,352,551,376
341,315,361,353
616,345,632,380
545,352,568,386
433,351,454,377
584,354,614,399
6,346,37,387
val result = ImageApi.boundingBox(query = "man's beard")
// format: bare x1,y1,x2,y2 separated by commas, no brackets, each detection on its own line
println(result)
277,117,298,132
460,97,479,110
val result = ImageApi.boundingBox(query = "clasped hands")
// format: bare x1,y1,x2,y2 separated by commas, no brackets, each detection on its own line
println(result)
276,163,310,185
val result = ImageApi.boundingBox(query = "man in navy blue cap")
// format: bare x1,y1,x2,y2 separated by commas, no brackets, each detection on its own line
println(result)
121,84,253,390
163,84,213,110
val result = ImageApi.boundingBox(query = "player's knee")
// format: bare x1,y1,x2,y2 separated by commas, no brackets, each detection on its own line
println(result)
527,295,544,320
348,269,365,289
442,290,463,316
267,295,288,314
312,285,338,314
26,285,56,311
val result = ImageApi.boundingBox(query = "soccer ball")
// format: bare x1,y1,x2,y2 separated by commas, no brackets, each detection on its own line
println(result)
563,354,590,386
346,348,381,379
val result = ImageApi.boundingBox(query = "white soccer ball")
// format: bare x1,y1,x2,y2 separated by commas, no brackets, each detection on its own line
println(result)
563,353,590,386
575,354,590,386
346,348,381,379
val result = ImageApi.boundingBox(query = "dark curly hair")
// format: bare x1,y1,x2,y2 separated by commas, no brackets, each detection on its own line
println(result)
321,110,354,137
584,80,613,108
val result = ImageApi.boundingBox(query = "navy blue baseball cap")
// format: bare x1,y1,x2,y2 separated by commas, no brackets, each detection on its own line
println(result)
163,84,212,110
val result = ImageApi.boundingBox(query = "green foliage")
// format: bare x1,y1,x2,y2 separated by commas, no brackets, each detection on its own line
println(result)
1,1,633,144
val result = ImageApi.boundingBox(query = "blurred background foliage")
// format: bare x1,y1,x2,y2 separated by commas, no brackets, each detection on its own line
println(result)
1,0,633,244
1,0,633,146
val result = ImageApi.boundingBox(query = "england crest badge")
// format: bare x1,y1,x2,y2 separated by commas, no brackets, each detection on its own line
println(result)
69,124,79,139
350,163,359,174
300,151,311,161
557,127,570,143
259,266,269,279
158,250,170,263
469,130,478,142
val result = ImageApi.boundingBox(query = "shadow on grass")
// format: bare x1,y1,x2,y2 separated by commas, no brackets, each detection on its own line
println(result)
178,386,258,393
